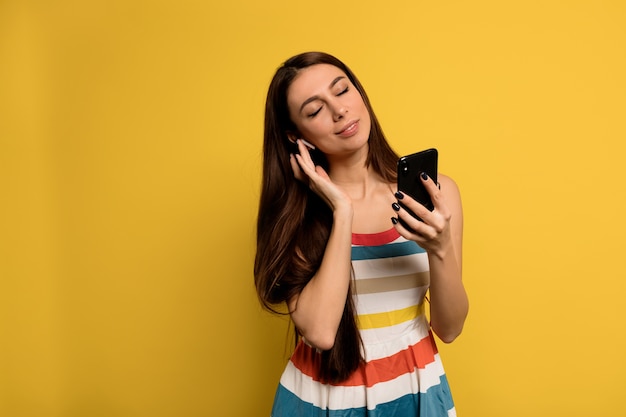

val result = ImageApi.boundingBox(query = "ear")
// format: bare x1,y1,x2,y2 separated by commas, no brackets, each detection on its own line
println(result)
286,132,300,144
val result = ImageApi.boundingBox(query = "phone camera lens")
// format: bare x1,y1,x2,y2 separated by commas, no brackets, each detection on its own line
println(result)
400,161,408,176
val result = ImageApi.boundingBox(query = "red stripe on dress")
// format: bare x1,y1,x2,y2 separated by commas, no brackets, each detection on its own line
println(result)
352,228,400,246
290,333,439,387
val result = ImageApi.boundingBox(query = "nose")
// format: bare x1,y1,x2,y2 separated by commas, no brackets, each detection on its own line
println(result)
330,100,347,121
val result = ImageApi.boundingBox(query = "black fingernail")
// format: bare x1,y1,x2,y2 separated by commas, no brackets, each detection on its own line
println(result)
394,191,404,200
391,217,398,225
392,202,401,212
421,172,429,180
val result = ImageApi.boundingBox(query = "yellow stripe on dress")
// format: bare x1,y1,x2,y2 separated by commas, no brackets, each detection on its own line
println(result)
357,303,425,330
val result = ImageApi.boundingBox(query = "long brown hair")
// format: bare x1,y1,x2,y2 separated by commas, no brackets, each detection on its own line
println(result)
254,52,398,382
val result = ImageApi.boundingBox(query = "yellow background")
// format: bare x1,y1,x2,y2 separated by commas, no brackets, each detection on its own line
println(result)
1,0,625,416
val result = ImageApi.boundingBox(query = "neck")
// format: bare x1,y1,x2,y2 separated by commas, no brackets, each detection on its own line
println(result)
328,151,385,201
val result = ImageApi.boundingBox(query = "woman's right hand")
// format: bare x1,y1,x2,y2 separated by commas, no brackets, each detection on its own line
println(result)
289,139,352,214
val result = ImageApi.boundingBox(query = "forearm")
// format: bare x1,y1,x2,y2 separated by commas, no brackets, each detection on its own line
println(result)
289,206,354,350
428,244,468,343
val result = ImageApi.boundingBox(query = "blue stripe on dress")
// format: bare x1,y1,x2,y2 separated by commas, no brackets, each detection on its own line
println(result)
271,374,454,417
351,240,425,261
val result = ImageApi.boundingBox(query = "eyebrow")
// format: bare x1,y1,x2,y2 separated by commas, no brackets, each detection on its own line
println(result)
299,76,346,113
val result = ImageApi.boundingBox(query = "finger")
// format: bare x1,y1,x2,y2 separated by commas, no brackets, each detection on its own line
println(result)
391,214,436,243
420,172,444,210
393,202,435,236
394,192,432,224
296,139,315,166
289,153,307,182
420,172,439,195
294,152,317,178
314,165,331,181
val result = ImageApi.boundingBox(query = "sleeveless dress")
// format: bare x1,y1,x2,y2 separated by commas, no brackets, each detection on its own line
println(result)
271,228,456,416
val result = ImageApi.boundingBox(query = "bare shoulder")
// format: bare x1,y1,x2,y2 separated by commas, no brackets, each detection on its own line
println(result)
438,174,463,259
438,173,461,199
437,173,463,218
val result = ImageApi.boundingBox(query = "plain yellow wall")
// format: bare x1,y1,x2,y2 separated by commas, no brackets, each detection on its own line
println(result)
1,0,625,416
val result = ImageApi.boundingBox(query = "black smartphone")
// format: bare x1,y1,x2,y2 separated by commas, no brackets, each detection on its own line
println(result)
397,148,438,226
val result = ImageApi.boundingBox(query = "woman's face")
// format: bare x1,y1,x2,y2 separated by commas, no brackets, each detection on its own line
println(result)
286,64,371,157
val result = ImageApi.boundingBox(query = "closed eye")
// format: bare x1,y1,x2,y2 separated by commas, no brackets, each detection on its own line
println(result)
307,106,322,118
337,86,349,96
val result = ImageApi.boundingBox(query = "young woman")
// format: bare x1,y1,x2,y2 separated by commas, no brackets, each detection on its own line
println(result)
254,52,469,416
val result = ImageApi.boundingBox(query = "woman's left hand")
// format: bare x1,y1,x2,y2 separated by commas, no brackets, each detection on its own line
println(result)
392,173,454,260
392,173,468,343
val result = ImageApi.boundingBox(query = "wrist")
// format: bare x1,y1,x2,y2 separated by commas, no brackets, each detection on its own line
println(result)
333,201,353,217
429,242,455,262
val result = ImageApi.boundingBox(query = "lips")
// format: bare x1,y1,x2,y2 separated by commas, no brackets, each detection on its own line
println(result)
336,120,359,137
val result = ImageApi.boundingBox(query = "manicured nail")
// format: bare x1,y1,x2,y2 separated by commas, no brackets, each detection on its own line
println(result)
421,172,429,180
394,191,404,200
391,217,398,225
391,202,401,212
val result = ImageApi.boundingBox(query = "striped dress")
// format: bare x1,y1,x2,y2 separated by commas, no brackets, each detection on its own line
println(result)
271,228,456,416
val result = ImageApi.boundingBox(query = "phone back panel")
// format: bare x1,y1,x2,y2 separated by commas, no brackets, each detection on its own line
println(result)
397,148,438,223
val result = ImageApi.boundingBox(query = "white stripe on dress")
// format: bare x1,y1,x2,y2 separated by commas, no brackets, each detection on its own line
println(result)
279,353,448,411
